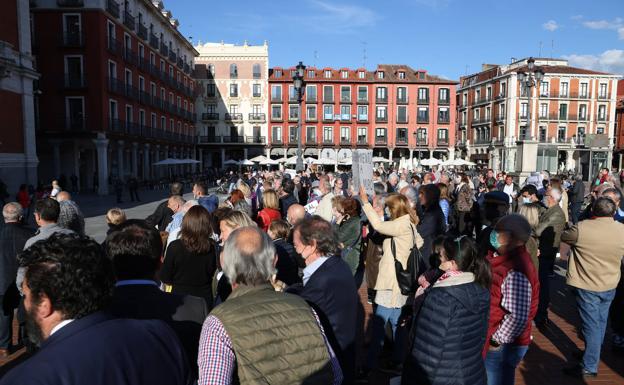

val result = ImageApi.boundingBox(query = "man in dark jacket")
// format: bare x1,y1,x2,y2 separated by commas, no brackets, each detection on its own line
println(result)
105,220,208,380
0,203,33,356
0,234,192,385
145,182,183,230
287,217,359,384
534,187,566,326
569,174,585,224
279,178,298,218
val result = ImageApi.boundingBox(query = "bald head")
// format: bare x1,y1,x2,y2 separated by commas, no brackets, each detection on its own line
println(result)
222,226,276,286
56,191,71,202
287,204,306,226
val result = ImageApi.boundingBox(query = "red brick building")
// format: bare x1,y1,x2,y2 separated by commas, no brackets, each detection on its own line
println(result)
0,0,39,194
31,0,198,194
268,64,457,167
615,79,624,169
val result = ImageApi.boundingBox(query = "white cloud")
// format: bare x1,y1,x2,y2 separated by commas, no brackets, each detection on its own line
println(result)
563,49,624,75
579,17,624,40
570,15,583,21
543,20,559,31
306,1,378,33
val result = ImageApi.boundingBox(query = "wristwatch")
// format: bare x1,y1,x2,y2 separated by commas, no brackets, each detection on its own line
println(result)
489,338,501,348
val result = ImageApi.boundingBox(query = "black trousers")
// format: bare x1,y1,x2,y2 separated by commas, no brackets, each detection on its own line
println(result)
536,255,556,322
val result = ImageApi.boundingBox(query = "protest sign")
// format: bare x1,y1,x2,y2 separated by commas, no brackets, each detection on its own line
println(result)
353,149,373,196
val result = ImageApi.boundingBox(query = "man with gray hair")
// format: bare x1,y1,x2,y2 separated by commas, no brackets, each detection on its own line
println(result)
0,203,33,357
165,199,197,246
534,187,566,326
315,175,334,222
386,173,399,193
197,226,342,385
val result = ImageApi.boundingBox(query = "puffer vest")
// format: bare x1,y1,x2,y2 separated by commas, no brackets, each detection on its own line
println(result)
485,246,539,354
210,284,334,385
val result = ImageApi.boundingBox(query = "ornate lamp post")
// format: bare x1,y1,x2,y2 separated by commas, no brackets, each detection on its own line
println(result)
517,57,544,140
293,61,306,172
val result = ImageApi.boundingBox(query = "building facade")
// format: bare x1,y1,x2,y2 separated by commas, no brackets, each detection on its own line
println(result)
194,41,269,167
32,0,197,194
0,0,39,194
268,64,457,167
458,58,619,181
614,79,624,169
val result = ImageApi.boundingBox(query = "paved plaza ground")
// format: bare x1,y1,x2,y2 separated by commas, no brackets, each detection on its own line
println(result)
1,189,623,384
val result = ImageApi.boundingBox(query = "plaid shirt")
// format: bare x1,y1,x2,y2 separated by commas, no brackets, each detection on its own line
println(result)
198,310,343,385
492,270,532,344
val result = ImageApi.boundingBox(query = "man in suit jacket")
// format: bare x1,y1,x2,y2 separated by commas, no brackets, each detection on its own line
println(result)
287,217,359,384
145,182,183,230
0,234,191,385
0,203,33,356
105,219,208,380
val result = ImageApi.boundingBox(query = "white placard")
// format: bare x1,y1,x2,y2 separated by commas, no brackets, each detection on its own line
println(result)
353,149,374,196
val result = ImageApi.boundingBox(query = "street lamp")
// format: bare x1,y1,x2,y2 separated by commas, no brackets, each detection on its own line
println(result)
293,61,306,172
517,57,544,141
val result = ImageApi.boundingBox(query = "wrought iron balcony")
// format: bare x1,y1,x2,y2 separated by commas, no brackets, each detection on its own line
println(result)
248,113,266,122
106,0,120,18
417,97,429,105
64,73,87,88
137,24,148,40
149,33,158,49
123,11,135,30
57,0,84,6
61,31,84,47
375,136,387,145
224,113,243,122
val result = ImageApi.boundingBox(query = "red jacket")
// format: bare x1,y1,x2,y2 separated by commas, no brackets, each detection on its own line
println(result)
256,208,281,232
485,246,539,354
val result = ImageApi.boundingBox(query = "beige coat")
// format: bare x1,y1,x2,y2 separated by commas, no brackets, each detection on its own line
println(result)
362,202,424,307
562,217,624,292
559,190,569,223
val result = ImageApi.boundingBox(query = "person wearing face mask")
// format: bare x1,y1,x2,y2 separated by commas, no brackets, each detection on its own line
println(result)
534,187,566,327
286,217,358,384
402,235,491,385
484,214,539,385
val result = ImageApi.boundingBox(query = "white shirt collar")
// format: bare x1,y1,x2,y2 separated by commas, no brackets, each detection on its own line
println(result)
302,256,329,285
50,319,75,336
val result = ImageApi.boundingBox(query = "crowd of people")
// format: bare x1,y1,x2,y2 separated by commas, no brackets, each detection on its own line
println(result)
0,164,622,385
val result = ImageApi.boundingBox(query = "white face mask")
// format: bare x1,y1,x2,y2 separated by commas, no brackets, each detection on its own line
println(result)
522,197,531,204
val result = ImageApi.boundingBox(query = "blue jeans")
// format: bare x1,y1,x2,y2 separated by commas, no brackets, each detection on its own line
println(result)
485,344,528,385
576,287,616,373
366,304,403,369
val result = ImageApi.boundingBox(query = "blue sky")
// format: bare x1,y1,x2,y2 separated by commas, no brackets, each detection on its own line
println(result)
167,0,624,79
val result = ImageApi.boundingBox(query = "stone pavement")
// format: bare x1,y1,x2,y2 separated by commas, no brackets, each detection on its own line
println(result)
359,260,624,384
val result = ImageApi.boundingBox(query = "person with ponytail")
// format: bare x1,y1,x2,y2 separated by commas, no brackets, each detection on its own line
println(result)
402,235,491,385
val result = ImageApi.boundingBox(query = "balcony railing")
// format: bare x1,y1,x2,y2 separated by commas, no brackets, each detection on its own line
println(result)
357,97,368,104
306,137,317,145
177,57,184,69
376,116,388,123
437,138,449,146
61,31,83,47
473,97,492,105
59,116,88,131
396,116,408,124
357,137,368,146
57,0,84,6
376,96,388,104
242,113,264,123
395,138,408,146
245,136,266,144
271,114,283,122
416,138,428,146
64,73,87,88
496,114,506,121
169,50,177,63
223,136,244,143
323,137,333,145
417,115,429,124
123,11,135,30
149,33,158,49
201,113,218,121
322,114,334,122
271,95,282,102
272,137,283,144
438,98,450,105
596,114,607,121
357,115,368,122
106,0,120,18
396,97,408,104
323,96,334,103
159,42,168,56
472,117,490,125
375,137,387,145
199,136,221,144
107,36,121,55
107,77,125,94
598,94,608,100
340,114,351,122
340,96,351,103
417,97,429,105
437,116,450,124
137,24,148,40
224,113,243,122
306,95,317,103
340,137,351,145
288,137,299,145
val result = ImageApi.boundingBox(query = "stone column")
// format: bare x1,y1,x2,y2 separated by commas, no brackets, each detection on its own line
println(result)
198,148,204,172
389,148,394,164
93,135,109,195
143,143,150,179
220,148,226,168
131,142,138,177
243,148,248,160
117,140,125,178
155,145,161,178
51,140,62,178
448,147,455,161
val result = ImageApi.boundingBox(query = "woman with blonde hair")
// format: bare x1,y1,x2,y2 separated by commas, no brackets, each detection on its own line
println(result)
518,203,541,268
256,189,281,232
359,187,423,373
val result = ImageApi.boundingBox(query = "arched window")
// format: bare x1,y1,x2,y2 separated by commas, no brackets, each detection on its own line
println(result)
230,64,238,78
253,63,261,79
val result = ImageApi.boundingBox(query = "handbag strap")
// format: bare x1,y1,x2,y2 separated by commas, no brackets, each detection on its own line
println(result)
390,223,416,262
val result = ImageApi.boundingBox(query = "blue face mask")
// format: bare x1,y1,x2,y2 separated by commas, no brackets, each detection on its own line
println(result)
490,230,501,250
522,197,531,204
